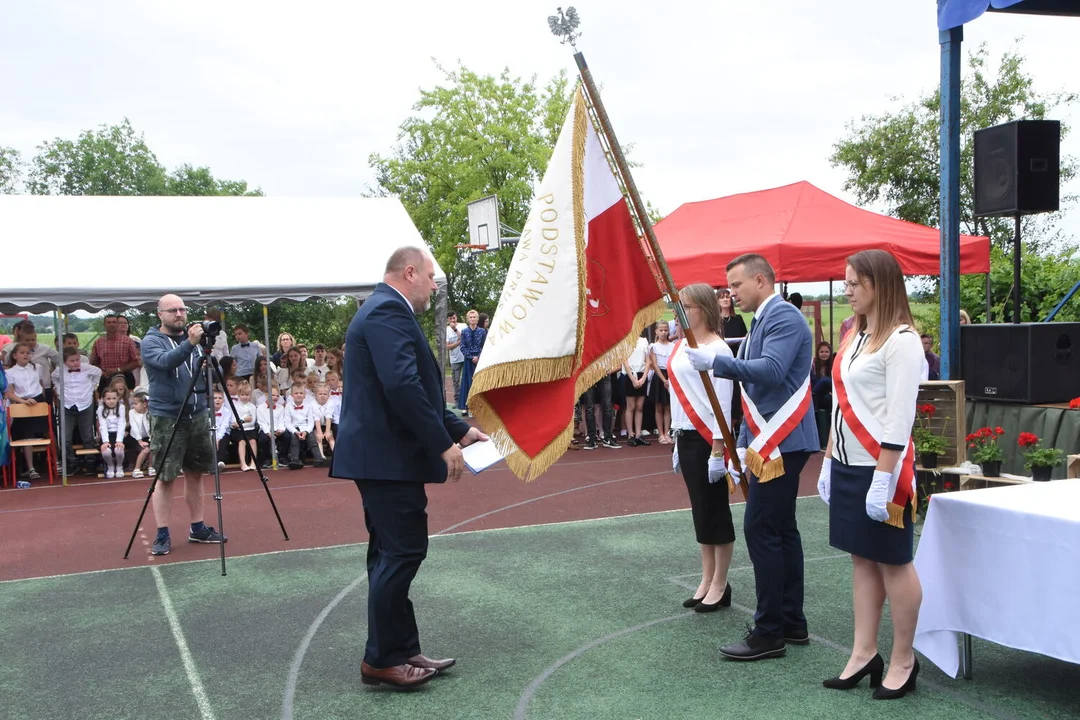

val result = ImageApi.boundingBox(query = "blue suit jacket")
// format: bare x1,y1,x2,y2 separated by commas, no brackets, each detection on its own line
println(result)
329,284,471,483
711,296,820,454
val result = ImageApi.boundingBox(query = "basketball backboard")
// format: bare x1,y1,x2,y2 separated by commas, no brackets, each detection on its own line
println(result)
467,195,501,251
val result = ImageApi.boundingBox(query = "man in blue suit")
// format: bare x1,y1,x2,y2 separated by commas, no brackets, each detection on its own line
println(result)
331,246,488,690
687,253,819,661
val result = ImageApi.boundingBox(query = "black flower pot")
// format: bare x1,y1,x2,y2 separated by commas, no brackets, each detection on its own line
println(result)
920,453,938,469
982,460,1002,477
1032,465,1052,482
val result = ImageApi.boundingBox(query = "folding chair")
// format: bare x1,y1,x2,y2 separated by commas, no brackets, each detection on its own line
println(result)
3,403,58,487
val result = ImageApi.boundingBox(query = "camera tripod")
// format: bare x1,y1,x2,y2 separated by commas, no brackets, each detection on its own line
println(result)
123,339,289,575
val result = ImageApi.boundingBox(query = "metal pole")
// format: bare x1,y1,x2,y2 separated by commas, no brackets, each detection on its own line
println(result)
938,25,963,380
54,309,66,485
985,272,992,321
574,52,743,487
1012,214,1022,323
262,305,277,469
828,280,835,348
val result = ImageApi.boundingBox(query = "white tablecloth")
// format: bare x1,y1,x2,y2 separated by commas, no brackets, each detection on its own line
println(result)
913,479,1080,678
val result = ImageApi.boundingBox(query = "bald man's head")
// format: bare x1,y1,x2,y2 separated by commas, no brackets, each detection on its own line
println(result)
156,293,189,333
383,245,438,313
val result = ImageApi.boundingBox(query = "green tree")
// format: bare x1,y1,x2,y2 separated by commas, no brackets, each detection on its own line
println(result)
830,42,1080,322
0,146,22,194
831,43,1077,252
23,118,262,197
369,62,573,314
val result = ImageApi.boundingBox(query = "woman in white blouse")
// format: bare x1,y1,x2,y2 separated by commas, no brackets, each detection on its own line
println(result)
818,250,924,699
668,284,736,612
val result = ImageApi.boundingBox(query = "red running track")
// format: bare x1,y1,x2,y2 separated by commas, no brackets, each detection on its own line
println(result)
0,443,823,582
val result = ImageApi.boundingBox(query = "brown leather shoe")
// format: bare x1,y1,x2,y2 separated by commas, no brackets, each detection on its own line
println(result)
407,654,456,673
360,661,436,689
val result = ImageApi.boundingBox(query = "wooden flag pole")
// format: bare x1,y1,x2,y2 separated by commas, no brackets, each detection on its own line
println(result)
573,51,745,493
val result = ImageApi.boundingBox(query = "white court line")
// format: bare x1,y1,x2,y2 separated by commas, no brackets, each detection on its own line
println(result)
152,566,217,720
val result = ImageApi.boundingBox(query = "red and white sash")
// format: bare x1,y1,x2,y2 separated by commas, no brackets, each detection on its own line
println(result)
832,342,916,529
668,340,733,494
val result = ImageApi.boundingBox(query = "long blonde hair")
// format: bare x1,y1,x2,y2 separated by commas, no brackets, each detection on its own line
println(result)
842,249,916,354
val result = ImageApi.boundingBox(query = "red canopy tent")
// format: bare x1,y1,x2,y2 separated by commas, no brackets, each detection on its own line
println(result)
654,181,991,284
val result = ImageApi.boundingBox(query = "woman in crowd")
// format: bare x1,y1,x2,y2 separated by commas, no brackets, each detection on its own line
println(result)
717,288,747,339
648,320,674,444
272,333,296,366
668,283,736,612
811,341,834,410
818,249,924,700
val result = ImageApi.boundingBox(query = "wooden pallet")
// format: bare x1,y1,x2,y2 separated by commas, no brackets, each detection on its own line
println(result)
917,381,967,468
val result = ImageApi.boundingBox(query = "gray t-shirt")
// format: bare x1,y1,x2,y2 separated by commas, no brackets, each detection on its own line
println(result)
446,325,464,364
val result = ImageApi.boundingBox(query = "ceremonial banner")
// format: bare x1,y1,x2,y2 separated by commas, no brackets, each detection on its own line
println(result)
468,88,665,480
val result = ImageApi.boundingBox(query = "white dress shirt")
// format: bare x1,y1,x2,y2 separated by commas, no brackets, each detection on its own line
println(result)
284,400,315,433
129,409,151,441
52,364,102,411
256,403,287,434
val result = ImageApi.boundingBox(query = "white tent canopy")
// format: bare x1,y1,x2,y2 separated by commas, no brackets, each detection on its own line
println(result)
0,195,444,313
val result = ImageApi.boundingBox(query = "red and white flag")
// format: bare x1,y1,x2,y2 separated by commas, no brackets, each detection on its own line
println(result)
468,88,665,480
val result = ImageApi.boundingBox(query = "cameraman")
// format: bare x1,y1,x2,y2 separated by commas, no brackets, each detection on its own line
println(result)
141,293,226,556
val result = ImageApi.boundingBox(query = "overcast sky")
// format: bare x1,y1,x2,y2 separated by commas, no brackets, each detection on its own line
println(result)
3,1,1077,295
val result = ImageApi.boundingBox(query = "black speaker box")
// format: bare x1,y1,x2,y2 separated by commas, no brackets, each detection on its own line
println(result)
960,323,1080,403
973,120,1060,217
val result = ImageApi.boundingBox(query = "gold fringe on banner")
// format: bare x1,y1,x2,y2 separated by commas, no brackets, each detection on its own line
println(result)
884,498,916,530
469,355,576,398
469,297,667,482
744,447,785,483
571,86,588,372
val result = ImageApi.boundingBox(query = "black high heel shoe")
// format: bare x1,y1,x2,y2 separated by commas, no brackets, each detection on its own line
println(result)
822,654,884,690
682,595,705,608
873,657,919,700
693,583,732,613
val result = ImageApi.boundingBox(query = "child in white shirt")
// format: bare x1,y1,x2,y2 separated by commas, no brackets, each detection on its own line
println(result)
128,391,153,478
256,387,289,468
284,382,326,469
52,347,103,476
212,390,234,463
313,383,336,456
97,387,127,478
231,380,258,472
4,343,49,480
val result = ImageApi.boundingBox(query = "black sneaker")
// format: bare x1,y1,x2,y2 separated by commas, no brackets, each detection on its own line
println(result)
784,627,810,646
152,535,171,556
288,460,304,470
719,625,786,661
188,526,227,544
627,436,641,447
636,435,651,446
583,437,598,450
601,436,621,449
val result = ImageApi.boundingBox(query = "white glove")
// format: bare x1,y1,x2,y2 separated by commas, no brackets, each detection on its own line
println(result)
817,457,832,505
726,460,742,486
736,446,747,466
685,347,717,372
866,469,892,522
672,443,681,474
707,454,727,484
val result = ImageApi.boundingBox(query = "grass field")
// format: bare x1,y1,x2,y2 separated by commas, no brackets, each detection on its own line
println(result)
3,502,1077,720
23,331,102,353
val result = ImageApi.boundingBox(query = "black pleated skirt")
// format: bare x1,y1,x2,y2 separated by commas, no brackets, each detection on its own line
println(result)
829,461,914,565
677,429,735,545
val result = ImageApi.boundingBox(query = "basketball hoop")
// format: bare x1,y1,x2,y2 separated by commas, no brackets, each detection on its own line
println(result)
454,244,489,261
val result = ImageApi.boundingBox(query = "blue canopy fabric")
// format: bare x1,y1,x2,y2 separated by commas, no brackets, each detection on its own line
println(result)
938,0,1028,30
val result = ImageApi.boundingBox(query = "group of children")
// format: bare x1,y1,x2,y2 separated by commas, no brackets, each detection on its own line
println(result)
213,370,343,471
3,334,345,479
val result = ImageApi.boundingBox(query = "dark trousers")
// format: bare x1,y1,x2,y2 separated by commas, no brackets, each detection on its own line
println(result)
744,450,811,640
257,430,292,465
62,405,96,468
289,431,325,463
356,480,429,668
579,375,613,440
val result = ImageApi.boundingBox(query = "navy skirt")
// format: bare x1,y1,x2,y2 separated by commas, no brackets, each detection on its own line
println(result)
829,461,914,565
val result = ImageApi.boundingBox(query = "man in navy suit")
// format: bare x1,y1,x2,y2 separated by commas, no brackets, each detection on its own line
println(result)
331,246,488,690
687,253,819,661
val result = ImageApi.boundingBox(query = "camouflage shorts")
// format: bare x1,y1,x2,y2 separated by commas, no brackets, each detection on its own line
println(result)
149,413,215,482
